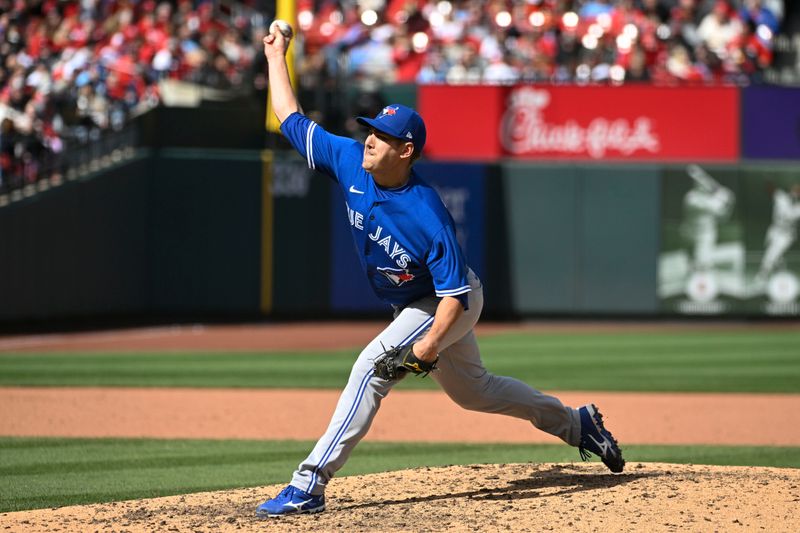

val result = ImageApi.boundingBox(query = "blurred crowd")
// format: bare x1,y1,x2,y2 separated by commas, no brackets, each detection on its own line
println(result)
0,0,261,193
0,0,792,194
295,0,785,88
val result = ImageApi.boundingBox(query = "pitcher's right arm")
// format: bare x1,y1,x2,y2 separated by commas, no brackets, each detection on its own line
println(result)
261,25,362,185
262,27,299,124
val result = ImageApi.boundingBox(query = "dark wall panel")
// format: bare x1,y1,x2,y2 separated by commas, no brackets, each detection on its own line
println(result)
0,157,151,320
271,155,332,314
149,149,262,314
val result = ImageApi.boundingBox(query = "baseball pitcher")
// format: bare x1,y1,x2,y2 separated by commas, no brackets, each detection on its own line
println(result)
256,21,624,518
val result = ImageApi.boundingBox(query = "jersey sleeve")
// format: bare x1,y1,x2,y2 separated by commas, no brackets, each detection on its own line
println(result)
426,225,471,309
279,112,361,182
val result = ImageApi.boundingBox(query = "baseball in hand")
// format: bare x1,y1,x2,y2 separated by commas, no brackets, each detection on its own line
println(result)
269,19,294,40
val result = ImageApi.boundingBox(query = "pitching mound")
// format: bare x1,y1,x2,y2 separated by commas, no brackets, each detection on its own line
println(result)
3,463,799,532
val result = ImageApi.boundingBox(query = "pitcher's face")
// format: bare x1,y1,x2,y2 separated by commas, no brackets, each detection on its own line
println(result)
362,128,412,174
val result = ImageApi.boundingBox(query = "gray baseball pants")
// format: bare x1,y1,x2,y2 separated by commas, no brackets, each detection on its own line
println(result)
290,270,582,495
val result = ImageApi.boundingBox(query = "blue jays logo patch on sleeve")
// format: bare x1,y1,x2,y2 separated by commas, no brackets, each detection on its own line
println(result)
377,267,415,286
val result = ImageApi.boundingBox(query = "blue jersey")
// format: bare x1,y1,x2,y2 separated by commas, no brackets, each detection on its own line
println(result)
281,112,471,309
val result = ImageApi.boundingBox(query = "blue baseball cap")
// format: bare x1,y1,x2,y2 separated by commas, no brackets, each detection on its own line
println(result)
356,104,427,154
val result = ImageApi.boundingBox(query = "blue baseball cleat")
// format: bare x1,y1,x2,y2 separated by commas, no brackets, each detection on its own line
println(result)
255,485,326,517
578,404,625,473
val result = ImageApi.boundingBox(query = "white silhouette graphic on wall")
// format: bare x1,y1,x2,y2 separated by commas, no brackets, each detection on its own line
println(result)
756,185,800,307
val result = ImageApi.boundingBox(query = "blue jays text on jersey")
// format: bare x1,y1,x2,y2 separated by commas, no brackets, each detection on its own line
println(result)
280,112,471,308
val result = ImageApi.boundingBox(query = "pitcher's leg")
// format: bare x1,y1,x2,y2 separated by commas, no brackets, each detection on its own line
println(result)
290,308,435,495
431,331,582,446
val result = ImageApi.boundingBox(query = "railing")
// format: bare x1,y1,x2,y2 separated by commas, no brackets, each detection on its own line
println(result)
0,124,139,208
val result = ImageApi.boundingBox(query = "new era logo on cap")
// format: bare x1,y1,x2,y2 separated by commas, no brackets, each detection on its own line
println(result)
356,104,427,154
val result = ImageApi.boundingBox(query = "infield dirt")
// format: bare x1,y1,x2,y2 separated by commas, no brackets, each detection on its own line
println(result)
3,462,799,532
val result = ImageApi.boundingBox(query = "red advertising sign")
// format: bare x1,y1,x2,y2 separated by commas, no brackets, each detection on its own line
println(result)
419,85,740,162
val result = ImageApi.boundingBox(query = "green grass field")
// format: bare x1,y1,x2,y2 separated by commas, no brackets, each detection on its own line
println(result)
2,437,799,513
1,330,799,392
2,328,799,512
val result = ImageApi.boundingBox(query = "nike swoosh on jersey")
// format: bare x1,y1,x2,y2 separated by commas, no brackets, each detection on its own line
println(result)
349,185,365,194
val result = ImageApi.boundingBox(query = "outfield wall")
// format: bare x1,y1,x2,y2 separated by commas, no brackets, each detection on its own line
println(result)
2,83,800,323
0,151,264,322
0,155,152,322
3,152,798,322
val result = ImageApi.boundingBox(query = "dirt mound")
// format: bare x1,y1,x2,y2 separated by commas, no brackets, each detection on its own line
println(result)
3,462,799,532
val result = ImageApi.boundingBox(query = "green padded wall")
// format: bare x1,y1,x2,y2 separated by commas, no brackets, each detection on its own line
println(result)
578,165,660,312
503,162,659,314
504,163,580,312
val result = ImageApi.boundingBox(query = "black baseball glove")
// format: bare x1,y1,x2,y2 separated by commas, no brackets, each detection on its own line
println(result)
373,344,438,381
